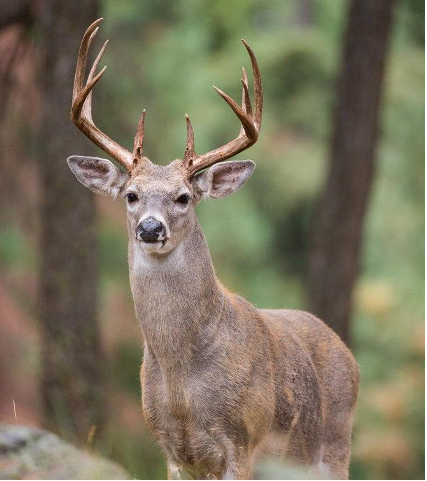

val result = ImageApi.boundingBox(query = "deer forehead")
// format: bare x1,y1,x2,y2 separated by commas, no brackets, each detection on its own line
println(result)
126,160,191,195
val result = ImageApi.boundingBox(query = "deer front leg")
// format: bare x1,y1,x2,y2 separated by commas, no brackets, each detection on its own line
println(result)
222,456,251,480
167,460,184,480
219,442,252,480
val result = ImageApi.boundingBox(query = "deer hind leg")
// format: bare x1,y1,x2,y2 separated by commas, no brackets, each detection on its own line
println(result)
320,411,356,480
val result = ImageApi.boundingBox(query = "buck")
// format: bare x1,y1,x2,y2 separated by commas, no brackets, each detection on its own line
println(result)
67,19,359,480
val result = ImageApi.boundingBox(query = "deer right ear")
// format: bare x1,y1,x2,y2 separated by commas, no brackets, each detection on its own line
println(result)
67,156,128,198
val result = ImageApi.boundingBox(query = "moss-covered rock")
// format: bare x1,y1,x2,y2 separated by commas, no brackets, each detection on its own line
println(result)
0,424,129,480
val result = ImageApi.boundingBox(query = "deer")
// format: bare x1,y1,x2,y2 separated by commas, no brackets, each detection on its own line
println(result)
66,19,359,480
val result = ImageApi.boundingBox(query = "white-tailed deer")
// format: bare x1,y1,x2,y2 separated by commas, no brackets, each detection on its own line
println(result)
67,19,359,480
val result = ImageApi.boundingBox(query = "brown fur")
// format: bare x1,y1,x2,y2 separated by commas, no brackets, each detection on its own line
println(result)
67,157,359,480
135,222,359,479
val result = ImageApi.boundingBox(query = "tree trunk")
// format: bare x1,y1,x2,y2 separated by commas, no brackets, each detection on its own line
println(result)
38,0,105,441
0,2,35,224
307,0,397,344
295,0,313,28
0,0,34,30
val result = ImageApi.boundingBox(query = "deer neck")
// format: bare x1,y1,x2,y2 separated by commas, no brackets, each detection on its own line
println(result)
128,219,225,370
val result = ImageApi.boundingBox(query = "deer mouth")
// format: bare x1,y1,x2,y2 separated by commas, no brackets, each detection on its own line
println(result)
137,238,168,250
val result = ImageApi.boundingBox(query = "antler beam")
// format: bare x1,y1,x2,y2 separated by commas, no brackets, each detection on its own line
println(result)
182,39,263,178
71,18,145,172
71,21,262,177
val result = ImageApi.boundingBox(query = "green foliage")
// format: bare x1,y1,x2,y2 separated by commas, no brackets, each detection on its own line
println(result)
98,220,128,282
0,228,34,272
111,340,142,398
396,0,425,47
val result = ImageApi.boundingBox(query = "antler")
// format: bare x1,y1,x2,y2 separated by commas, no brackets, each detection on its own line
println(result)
71,18,145,172
182,39,263,178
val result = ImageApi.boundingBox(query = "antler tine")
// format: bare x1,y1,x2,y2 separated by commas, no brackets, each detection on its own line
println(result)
183,114,196,164
242,39,263,129
72,19,100,103
133,109,146,167
72,66,107,126
70,18,134,172
213,86,257,139
241,67,252,116
84,38,109,122
182,39,262,178
239,67,252,136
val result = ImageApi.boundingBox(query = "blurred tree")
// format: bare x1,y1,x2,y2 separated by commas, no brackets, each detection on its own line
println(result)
38,0,106,441
402,0,424,47
0,1,36,224
0,0,33,30
295,0,313,28
307,0,398,344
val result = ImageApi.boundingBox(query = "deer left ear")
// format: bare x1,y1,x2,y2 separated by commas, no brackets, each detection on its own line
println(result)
67,155,128,198
192,160,255,200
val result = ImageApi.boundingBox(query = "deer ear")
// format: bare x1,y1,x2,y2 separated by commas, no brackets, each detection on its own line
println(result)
67,155,128,198
192,160,255,200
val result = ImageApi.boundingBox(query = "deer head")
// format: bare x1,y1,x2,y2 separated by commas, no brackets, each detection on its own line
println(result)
67,18,263,255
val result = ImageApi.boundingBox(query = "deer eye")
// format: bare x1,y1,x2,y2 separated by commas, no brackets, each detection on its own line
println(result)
126,193,138,203
176,194,190,205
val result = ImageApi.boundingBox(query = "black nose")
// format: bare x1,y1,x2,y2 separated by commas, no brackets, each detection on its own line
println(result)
137,216,166,242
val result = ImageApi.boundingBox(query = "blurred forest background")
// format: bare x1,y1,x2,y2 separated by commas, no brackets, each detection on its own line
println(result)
0,0,424,479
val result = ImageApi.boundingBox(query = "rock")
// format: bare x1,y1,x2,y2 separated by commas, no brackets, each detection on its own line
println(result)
0,424,129,480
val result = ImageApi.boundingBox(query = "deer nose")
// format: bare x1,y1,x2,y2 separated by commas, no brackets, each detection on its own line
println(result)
137,216,166,242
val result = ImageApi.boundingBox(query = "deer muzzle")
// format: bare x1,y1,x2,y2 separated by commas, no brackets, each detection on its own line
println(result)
136,216,167,243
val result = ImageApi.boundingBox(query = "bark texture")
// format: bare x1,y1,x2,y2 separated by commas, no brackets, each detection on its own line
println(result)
307,0,397,344
38,0,105,441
